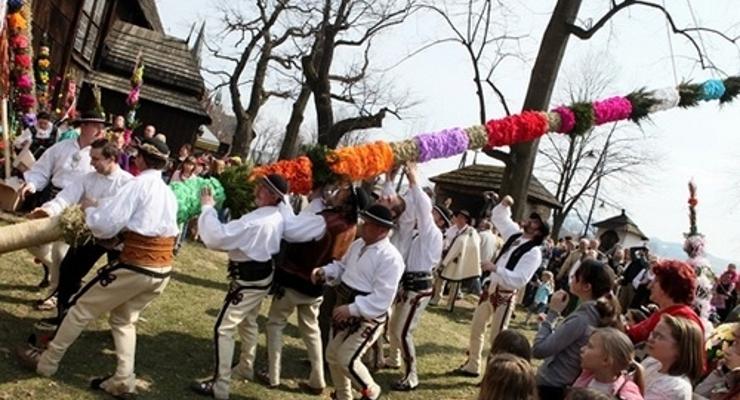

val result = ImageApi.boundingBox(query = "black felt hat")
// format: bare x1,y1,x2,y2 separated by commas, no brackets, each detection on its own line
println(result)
136,137,170,160
360,204,395,229
72,109,110,127
262,173,289,198
434,204,453,227
529,212,551,239
454,209,472,223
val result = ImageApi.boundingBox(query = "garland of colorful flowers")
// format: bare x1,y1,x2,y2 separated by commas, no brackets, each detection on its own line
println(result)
250,75,740,195
34,37,51,112
125,55,144,131
7,0,36,127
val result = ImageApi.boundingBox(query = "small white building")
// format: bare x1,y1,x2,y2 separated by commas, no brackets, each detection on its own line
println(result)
592,210,649,253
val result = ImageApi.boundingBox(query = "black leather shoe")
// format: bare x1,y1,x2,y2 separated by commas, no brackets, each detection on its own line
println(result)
191,380,216,397
450,367,479,378
390,380,417,391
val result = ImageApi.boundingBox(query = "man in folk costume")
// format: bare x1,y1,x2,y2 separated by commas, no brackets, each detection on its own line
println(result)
16,137,179,398
259,184,370,394
191,173,289,400
19,110,106,309
430,209,481,309
311,204,405,400
385,162,449,391
453,195,549,378
27,139,132,330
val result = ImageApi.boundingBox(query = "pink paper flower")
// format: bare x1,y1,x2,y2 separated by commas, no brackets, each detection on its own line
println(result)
552,106,576,134
592,96,633,125
16,74,33,90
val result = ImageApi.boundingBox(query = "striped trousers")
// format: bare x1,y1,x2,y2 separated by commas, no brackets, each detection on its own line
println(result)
387,288,433,387
326,317,385,400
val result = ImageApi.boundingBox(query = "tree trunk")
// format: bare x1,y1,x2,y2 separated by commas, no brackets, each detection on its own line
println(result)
279,86,313,159
551,210,566,239
500,0,583,220
231,116,254,159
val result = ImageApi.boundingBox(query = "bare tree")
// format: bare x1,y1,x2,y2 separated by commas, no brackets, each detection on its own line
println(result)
495,0,739,220
537,56,655,238
204,1,313,158
278,0,419,159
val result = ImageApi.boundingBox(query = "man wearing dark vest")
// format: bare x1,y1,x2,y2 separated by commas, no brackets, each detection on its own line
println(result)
259,184,369,394
453,194,549,377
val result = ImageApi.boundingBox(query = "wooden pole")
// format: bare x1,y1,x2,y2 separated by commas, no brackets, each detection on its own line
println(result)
0,216,63,254
2,98,9,178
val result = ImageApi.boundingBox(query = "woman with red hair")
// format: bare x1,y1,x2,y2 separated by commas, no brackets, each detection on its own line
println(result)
626,259,704,344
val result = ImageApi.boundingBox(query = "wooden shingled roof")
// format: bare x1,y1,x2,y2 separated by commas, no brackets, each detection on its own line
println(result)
430,164,562,209
86,71,210,118
102,21,205,95
592,210,648,240
137,0,164,33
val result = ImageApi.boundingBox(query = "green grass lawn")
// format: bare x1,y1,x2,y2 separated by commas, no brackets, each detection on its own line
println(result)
0,243,536,399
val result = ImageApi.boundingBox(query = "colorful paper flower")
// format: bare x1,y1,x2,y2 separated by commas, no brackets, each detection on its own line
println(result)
328,142,394,181
16,74,33,90
7,0,24,14
592,96,633,125
38,59,50,69
10,35,28,49
126,86,140,107
545,111,561,133
14,53,32,69
648,87,680,113
18,93,35,109
552,106,575,134
415,128,469,162
569,103,595,136
7,13,27,31
700,79,726,101
252,156,313,195
485,111,549,147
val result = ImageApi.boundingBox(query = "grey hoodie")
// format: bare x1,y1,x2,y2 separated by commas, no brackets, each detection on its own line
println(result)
533,300,601,388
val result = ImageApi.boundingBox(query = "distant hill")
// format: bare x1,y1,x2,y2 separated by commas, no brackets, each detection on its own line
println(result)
648,237,731,275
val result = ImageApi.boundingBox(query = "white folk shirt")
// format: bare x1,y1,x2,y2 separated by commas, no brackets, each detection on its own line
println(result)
383,181,415,259
23,139,93,192
404,185,443,273
198,204,283,262
489,203,542,291
85,169,178,239
478,229,500,263
42,167,133,217
279,199,327,243
322,237,405,320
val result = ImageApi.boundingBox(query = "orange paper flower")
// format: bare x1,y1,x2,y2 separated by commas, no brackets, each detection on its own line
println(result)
328,141,394,181
8,13,27,31
251,156,313,195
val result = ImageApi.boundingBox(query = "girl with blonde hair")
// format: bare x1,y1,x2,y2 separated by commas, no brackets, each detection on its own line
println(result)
573,327,644,399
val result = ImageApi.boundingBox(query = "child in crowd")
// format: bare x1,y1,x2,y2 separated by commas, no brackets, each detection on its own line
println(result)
525,271,554,324
478,353,537,400
533,259,621,400
573,328,644,400
489,329,532,362
625,309,648,326
641,315,704,400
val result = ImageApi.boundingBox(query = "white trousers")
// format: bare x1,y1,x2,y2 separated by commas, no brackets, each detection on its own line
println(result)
460,284,516,375
37,264,170,396
387,288,432,387
265,287,325,389
212,275,272,400
28,241,69,296
326,317,385,400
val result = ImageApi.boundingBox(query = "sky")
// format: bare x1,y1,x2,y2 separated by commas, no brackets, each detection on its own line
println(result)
156,0,740,261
